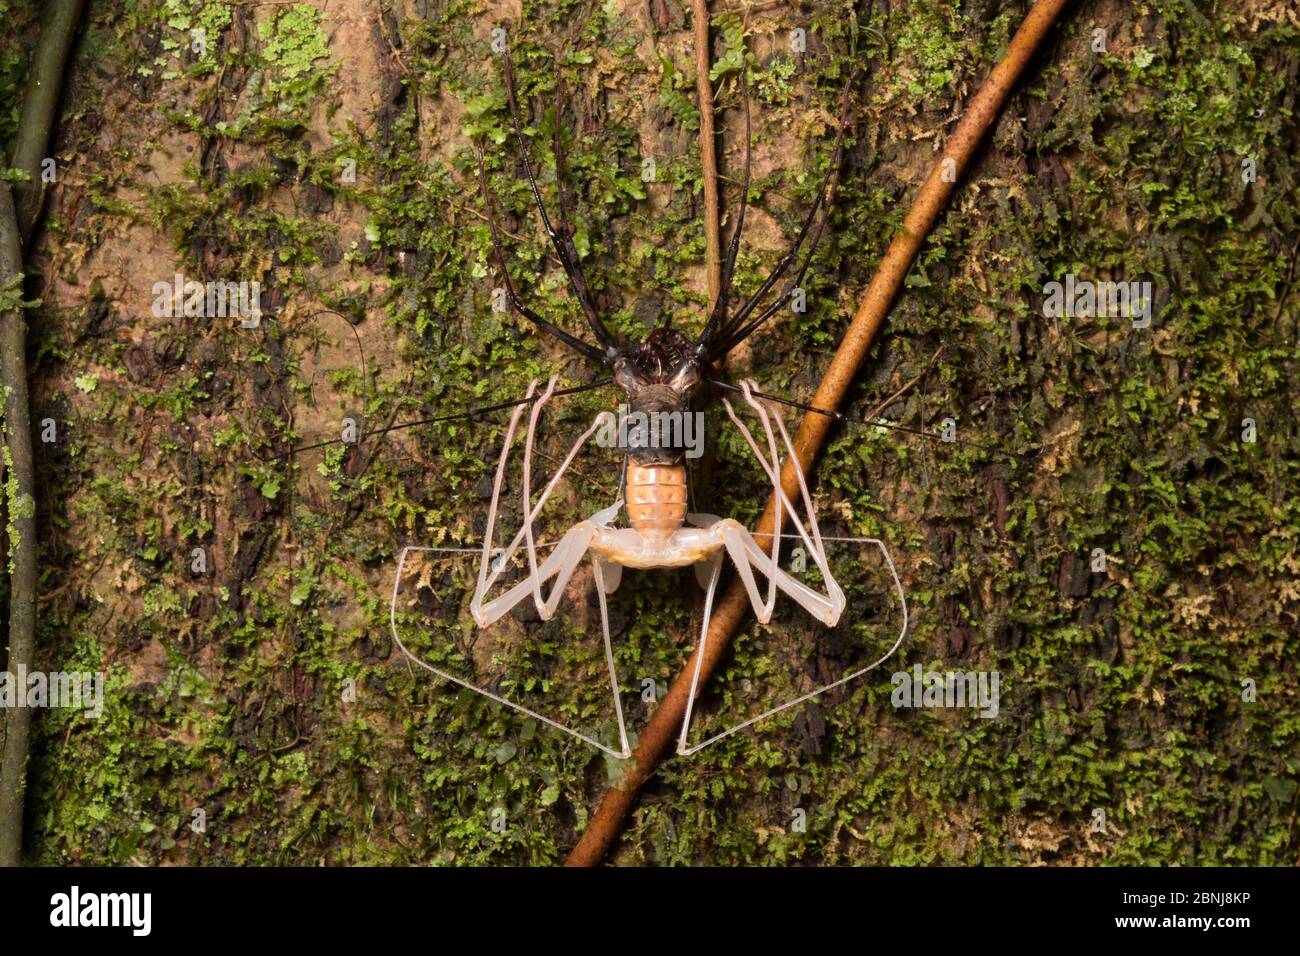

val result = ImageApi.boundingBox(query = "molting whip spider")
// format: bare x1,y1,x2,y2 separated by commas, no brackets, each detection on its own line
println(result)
389,46,910,758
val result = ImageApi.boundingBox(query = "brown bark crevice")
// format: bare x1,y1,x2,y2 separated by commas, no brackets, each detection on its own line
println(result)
564,0,1075,867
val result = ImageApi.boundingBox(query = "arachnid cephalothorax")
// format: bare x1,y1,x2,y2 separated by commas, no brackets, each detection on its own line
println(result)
390,46,908,758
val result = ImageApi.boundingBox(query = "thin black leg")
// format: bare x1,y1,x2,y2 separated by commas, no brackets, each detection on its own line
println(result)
709,79,852,359
700,66,753,348
477,144,606,364
500,50,619,358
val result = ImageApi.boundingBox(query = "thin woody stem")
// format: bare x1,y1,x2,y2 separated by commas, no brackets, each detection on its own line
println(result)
565,0,1076,867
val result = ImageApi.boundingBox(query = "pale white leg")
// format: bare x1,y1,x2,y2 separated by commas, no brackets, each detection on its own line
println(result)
390,545,632,758
521,375,560,617
396,379,630,756
474,379,539,610
717,520,838,624
720,379,845,626
685,514,724,590
712,520,776,624
676,550,724,756
756,381,838,593
473,523,596,626
716,399,783,622
729,378,834,586
681,384,909,752
676,535,910,756
591,558,632,758
472,375,607,624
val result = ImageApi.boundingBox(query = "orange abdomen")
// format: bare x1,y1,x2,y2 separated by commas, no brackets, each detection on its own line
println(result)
626,463,687,538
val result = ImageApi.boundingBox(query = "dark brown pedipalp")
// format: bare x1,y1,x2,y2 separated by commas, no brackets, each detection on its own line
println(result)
627,327,695,383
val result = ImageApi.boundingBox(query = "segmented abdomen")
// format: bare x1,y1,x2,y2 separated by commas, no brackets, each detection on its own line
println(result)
626,463,687,538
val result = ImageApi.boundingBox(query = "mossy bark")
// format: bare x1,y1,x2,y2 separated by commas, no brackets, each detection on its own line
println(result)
0,181,37,866
2,0,1297,866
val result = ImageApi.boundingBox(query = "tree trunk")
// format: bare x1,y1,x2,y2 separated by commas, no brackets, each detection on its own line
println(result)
0,181,38,866
9,0,86,245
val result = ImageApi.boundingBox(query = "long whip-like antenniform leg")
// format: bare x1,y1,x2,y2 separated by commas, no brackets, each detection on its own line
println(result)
551,72,582,280
592,559,632,758
391,545,629,758
499,48,619,358
676,551,723,756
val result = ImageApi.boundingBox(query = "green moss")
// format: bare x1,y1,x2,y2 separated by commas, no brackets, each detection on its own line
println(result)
892,0,968,98
257,3,334,108
10,0,1300,866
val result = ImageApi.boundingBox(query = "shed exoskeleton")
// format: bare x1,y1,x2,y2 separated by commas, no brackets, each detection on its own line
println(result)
390,44,908,758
